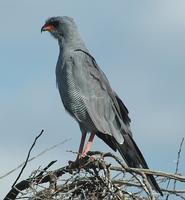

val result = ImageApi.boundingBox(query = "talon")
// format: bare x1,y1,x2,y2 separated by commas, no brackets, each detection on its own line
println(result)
89,156,95,161
68,160,79,169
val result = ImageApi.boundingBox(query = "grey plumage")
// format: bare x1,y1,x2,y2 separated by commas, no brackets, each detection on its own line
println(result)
41,16,162,195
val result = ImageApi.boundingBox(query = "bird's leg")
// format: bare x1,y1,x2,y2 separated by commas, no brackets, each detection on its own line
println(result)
82,132,95,156
76,132,87,160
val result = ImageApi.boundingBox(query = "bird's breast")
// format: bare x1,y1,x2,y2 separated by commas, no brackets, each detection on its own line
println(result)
56,63,95,132
58,64,82,113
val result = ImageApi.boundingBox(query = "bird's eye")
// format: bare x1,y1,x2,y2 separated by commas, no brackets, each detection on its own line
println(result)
52,21,59,28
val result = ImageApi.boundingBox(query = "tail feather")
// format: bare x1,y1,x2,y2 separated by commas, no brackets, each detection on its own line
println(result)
114,95,163,195
116,133,163,196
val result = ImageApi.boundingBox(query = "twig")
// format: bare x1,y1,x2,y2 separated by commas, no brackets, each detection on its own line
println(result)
4,151,185,200
166,137,185,200
11,130,44,187
4,160,57,200
174,137,184,190
110,166,185,182
0,138,71,179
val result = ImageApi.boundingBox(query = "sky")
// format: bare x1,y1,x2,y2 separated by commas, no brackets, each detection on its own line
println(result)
0,0,185,198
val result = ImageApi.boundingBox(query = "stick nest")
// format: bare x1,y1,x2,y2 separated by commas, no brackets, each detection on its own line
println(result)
4,151,185,200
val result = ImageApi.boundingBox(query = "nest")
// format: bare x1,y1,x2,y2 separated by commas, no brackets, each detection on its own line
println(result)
4,150,185,200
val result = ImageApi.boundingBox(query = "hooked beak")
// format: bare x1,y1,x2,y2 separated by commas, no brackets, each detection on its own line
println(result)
41,24,54,33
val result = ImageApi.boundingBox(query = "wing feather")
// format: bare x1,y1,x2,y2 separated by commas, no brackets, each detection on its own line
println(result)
72,50,130,143
70,49,162,195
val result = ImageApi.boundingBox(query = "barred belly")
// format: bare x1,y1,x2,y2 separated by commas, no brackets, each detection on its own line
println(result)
58,65,96,132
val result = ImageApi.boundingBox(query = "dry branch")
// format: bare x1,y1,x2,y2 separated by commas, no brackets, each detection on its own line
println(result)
0,138,71,180
12,130,44,187
3,151,185,200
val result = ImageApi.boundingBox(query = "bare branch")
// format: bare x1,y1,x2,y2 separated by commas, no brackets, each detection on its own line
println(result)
11,130,44,188
0,138,71,180
4,151,185,200
174,137,184,190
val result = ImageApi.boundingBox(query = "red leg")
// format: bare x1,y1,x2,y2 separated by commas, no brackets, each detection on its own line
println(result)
82,132,95,156
76,132,87,160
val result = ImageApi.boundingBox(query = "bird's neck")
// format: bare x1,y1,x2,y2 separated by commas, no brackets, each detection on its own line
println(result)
58,33,88,53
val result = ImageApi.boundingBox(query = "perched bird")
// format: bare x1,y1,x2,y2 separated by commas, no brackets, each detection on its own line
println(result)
41,16,162,195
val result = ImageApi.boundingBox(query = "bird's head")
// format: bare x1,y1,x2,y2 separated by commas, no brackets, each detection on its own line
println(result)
41,16,77,41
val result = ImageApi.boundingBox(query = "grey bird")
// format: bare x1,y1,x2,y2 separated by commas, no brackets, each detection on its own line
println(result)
41,16,162,195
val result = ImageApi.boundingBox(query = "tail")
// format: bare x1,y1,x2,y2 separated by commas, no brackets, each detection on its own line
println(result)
116,133,163,196
114,95,162,195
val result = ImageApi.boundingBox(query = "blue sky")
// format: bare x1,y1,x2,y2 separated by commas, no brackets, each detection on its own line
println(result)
0,0,185,197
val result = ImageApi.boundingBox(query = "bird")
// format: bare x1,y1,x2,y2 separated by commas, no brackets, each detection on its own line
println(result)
41,16,162,195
